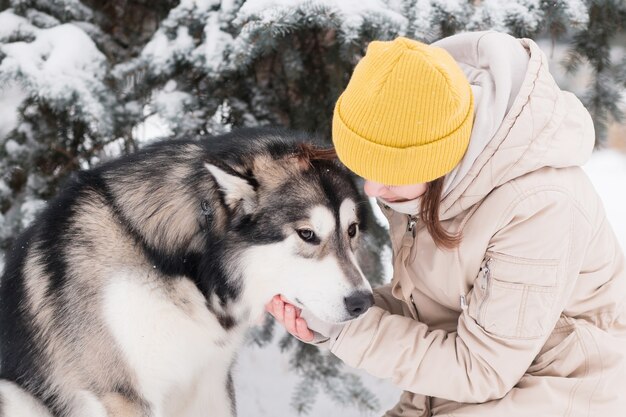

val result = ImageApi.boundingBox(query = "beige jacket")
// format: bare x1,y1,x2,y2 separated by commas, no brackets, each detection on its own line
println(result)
330,35,626,416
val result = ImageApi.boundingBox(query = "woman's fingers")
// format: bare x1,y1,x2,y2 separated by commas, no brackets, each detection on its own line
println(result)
284,304,297,335
267,294,313,341
296,318,315,342
271,295,285,322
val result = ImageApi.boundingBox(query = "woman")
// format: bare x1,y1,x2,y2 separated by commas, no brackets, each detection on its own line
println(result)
267,31,626,416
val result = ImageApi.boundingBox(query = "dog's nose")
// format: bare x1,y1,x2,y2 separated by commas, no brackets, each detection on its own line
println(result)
344,291,374,318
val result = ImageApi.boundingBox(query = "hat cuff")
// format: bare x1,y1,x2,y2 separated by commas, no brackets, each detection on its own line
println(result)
332,94,473,185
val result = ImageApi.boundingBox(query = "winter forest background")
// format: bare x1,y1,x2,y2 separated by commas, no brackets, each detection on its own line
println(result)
1,0,625,415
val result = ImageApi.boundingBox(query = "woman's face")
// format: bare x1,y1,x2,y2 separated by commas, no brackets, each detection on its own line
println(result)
363,180,427,203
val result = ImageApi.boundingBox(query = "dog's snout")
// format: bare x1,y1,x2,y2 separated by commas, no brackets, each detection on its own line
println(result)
344,291,374,318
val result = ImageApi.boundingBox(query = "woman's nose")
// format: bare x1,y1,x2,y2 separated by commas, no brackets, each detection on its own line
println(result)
363,180,387,197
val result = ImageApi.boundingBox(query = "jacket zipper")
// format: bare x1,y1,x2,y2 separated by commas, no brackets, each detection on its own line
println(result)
476,257,492,326
406,214,418,238
405,215,419,319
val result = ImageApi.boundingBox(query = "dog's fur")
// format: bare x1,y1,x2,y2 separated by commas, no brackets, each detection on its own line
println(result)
0,129,373,417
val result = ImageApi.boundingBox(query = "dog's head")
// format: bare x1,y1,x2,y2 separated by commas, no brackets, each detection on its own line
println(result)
205,133,373,323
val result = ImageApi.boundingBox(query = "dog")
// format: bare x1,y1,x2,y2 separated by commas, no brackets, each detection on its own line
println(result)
0,128,374,417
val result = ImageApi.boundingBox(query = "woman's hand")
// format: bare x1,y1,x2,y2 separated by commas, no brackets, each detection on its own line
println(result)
265,295,315,342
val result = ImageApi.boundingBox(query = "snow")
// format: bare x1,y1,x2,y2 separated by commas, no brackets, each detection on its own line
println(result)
19,198,46,229
1,23,106,91
138,0,232,76
235,0,407,40
192,12,233,72
583,150,626,251
142,26,195,72
4,138,27,156
433,0,466,15
24,9,61,29
0,10,36,42
0,83,27,140
177,0,221,13
403,0,436,40
131,107,174,146
235,335,401,416
562,0,589,26
238,0,400,19
468,0,543,33
152,82,193,125
0,20,112,133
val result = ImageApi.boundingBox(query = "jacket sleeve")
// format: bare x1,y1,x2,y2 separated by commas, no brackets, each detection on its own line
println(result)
383,390,430,417
307,283,409,348
330,190,592,403
373,283,409,316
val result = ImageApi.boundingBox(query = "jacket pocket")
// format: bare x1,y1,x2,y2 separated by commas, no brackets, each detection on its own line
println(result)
468,252,559,339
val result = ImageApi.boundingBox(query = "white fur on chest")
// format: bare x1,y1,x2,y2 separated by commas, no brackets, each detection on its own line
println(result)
102,272,244,417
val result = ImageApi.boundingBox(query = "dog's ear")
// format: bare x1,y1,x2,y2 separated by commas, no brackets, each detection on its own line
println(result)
205,163,256,214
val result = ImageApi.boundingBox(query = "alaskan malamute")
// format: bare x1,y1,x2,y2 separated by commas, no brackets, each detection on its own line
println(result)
0,129,373,417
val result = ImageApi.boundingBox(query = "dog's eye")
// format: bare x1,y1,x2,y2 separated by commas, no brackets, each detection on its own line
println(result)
297,229,317,243
348,223,358,238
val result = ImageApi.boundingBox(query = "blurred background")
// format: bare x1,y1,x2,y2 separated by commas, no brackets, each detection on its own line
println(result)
0,0,625,415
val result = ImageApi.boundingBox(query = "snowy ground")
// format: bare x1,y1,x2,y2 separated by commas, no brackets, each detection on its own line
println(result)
234,148,626,417
582,149,626,251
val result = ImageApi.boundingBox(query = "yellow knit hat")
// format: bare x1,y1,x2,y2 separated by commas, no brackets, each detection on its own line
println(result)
332,37,474,185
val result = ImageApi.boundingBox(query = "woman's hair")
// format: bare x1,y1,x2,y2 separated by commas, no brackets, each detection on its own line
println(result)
299,144,461,249
420,177,461,249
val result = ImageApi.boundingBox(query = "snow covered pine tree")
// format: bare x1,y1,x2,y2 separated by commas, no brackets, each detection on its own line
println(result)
0,0,624,413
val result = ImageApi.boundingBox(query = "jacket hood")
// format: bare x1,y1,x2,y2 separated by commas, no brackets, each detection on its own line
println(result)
435,33,595,220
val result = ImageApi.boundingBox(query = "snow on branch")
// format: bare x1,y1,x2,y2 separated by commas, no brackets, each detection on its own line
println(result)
0,10,113,134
